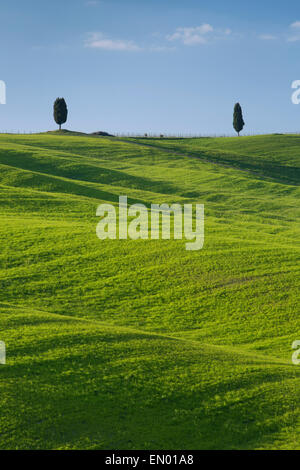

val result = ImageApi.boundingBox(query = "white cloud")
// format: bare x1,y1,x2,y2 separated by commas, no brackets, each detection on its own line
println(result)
166,24,232,46
287,21,300,41
259,34,277,40
85,33,141,51
149,45,176,52
85,1,101,5
167,24,214,45
287,35,300,42
290,21,300,29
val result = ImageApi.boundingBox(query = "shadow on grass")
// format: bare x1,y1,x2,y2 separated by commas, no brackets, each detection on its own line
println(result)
1,322,299,450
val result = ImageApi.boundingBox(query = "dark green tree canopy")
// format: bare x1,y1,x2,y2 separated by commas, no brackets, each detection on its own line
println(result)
53,98,68,130
233,103,245,136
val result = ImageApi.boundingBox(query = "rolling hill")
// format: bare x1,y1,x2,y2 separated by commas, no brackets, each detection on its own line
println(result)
0,133,299,449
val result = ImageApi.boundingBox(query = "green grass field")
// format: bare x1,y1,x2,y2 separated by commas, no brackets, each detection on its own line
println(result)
0,132,299,449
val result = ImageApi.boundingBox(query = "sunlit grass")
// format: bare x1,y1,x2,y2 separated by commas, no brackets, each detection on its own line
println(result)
0,133,299,449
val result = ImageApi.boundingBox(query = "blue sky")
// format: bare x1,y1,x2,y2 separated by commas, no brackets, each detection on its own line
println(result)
1,0,300,135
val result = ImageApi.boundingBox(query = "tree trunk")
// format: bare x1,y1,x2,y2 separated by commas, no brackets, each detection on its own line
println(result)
59,124,61,130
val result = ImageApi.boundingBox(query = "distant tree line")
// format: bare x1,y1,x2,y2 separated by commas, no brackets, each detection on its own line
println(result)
53,98,245,136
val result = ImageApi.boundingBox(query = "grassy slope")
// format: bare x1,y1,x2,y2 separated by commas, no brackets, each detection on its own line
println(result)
129,134,300,184
0,133,299,449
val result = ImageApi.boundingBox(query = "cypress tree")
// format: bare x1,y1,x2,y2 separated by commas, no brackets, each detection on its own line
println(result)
233,103,245,136
53,98,68,130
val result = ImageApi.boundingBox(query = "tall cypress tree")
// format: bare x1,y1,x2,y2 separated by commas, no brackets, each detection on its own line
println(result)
53,98,68,130
233,103,245,136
